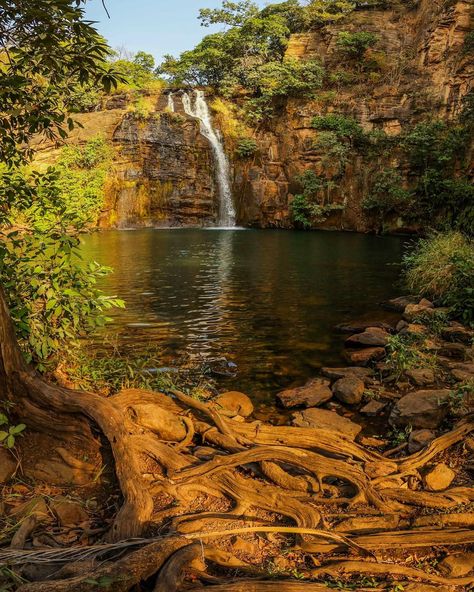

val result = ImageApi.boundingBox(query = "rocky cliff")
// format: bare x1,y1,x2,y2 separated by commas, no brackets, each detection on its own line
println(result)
231,0,473,230
33,0,473,231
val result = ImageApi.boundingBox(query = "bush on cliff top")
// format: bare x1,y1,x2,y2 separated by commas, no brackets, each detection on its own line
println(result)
403,232,474,326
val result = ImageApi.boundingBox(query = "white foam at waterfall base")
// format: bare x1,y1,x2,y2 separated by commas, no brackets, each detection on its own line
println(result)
181,90,236,228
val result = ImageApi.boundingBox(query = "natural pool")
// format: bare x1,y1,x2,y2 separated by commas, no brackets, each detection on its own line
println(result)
81,228,407,407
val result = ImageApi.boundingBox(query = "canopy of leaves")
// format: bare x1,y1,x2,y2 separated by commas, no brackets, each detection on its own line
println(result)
0,1,125,368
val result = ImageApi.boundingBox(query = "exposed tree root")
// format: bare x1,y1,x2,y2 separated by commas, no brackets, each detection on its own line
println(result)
1,290,473,590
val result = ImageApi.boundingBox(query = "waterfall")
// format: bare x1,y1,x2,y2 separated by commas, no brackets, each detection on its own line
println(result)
166,93,175,112
181,90,236,227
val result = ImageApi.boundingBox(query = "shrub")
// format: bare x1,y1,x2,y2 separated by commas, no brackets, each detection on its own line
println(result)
0,166,124,370
403,232,474,326
235,137,258,158
291,170,343,228
363,168,414,231
336,31,378,60
311,114,365,144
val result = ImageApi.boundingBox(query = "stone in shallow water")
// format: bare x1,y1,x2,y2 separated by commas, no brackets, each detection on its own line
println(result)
276,378,332,409
291,408,361,440
321,366,373,381
344,347,385,366
389,389,451,429
332,376,365,405
335,320,393,334
382,296,416,312
345,327,390,347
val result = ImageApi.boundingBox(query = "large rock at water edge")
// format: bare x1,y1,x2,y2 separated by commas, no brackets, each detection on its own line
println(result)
344,347,385,366
321,367,373,381
213,391,254,417
291,408,361,440
345,327,390,348
332,376,365,405
389,389,451,429
277,378,332,409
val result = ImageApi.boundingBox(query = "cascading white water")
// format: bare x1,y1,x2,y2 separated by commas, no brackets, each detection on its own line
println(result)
166,93,175,112
181,90,236,227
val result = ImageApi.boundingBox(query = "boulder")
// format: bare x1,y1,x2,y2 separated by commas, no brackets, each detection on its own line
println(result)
321,367,373,381
406,368,435,386
423,463,455,491
0,448,16,483
231,536,259,555
450,362,474,382
382,296,416,312
344,347,385,366
408,429,436,454
277,378,332,409
403,302,434,321
360,399,386,416
389,389,451,429
437,342,466,360
335,320,393,334
442,324,473,345
291,408,361,440
213,391,253,417
345,327,390,348
399,323,428,337
50,496,89,527
332,376,365,405
438,552,474,577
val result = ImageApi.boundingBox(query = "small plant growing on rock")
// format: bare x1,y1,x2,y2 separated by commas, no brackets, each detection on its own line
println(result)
336,31,378,61
386,333,437,379
235,137,257,159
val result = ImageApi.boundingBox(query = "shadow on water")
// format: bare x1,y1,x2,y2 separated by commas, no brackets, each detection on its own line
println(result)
81,228,408,407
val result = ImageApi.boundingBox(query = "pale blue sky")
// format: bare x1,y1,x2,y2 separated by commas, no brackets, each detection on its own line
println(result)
85,0,267,63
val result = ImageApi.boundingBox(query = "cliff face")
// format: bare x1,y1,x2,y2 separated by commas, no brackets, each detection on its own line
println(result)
33,0,472,231
101,107,217,228
232,0,473,230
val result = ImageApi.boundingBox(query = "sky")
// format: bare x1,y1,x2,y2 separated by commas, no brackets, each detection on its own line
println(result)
85,0,267,63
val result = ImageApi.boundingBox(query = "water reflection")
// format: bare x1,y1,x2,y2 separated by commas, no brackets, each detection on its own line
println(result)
81,229,406,403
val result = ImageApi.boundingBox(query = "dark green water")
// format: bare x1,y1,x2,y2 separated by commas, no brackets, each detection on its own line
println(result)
81,229,406,405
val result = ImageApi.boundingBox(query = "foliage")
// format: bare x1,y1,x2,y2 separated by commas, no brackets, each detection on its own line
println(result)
362,168,414,231
159,0,322,97
0,189,125,369
0,1,125,369
336,31,378,60
386,333,437,379
403,232,474,326
235,137,258,158
0,0,122,166
0,413,26,449
305,0,356,26
291,170,343,228
246,58,324,99
311,114,365,145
